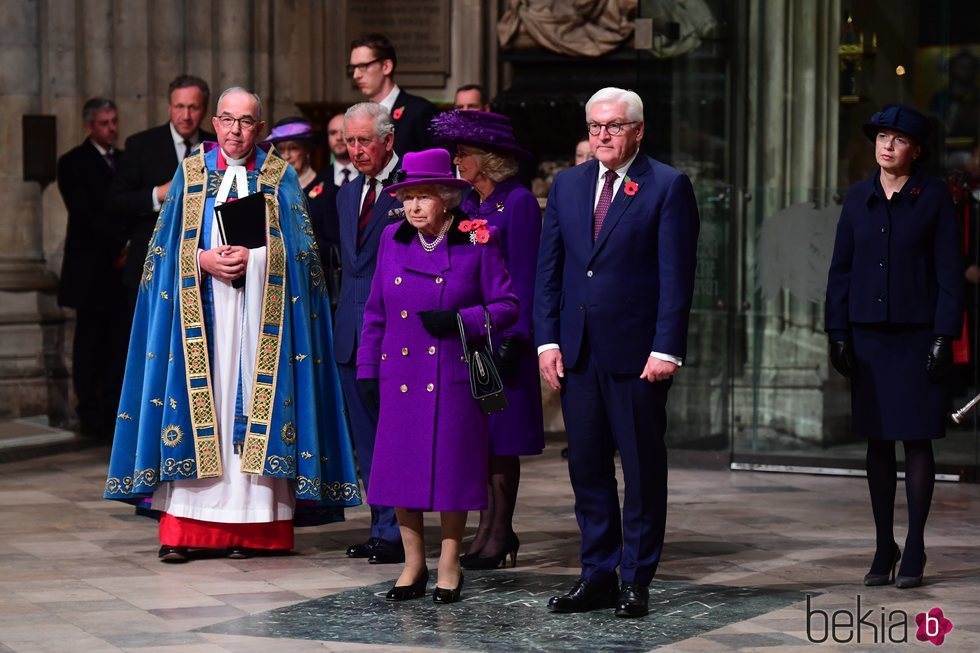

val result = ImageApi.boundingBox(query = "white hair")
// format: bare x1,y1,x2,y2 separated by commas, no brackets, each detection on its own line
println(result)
217,86,263,119
344,102,395,139
395,183,463,209
585,87,644,123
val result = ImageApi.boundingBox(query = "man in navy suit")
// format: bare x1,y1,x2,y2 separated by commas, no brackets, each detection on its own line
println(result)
57,97,128,439
348,33,438,157
111,75,214,312
334,102,404,564
534,87,700,618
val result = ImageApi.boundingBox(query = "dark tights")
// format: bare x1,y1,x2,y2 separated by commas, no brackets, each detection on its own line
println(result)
866,439,934,577
465,455,520,558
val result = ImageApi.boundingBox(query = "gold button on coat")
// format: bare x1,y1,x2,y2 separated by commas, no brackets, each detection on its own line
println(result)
435,276,444,284
401,347,409,356
400,310,408,318
428,346,436,355
381,353,387,360
400,384,408,393
394,276,403,285
426,383,434,392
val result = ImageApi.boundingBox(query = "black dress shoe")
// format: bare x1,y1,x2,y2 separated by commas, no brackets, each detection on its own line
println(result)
547,577,619,613
386,568,429,601
227,547,256,559
158,545,189,563
346,537,379,558
433,573,464,604
368,539,406,564
615,583,650,618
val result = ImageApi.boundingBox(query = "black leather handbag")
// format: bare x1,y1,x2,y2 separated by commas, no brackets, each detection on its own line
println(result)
457,309,509,415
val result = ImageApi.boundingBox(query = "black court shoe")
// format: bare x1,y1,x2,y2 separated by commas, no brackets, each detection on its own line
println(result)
385,569,429,601
433,573,464,604
461,532,519,570
864,544,901,586
895,552,927,589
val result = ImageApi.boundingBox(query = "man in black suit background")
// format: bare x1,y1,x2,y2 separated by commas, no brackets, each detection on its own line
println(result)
112,74,214,310
57,97,128,438
348,33,438,157
327,112,359,189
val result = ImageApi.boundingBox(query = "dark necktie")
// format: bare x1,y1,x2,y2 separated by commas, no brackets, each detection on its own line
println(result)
103,150,116,172
341,167,351,185
357,177,377,247
593,169,618,242
182,139,193,159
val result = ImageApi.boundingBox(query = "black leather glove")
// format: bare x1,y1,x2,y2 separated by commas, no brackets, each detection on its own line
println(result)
357,378,380,415
494,337,523,382
926,336,954,382
418,310,457,337
830,340,855,378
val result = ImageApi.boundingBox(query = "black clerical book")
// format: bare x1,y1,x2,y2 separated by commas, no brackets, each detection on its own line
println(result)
215,192,266,288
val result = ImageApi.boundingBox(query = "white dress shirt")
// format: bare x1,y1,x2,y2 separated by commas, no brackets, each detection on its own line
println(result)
359,153,400,208
378,84,401,115
333,160,359,187
151,122,202,212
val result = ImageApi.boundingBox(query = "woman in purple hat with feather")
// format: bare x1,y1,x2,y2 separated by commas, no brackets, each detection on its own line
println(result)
431,110,545,571
357,148,519,604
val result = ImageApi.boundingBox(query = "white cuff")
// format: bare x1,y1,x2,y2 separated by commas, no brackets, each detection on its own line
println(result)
537,343,560,355
152,187,162,213
650,351,683,367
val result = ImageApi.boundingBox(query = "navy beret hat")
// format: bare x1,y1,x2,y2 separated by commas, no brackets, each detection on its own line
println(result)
862,103,929,144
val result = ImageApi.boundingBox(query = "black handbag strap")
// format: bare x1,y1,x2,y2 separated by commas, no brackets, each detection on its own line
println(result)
456,308,493,357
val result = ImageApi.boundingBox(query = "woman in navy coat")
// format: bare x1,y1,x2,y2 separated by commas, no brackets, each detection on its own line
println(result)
432,110,545,570
357,149,519,604
826,104,963,589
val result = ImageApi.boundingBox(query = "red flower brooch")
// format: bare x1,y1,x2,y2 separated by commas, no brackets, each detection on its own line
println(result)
623,177,639,196
308,182,324,199
459,218,490,244
909,185,922,200
392,106,405,121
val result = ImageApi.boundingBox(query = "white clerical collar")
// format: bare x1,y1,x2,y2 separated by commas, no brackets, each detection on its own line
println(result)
379,84,401,114
221,148,252,166
216,149,252,205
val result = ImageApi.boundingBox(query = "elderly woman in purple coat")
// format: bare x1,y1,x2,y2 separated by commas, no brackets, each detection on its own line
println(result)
432,110,545,571
357,148,519,604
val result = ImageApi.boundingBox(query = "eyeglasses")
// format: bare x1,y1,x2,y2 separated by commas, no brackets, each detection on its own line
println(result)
216,114,258,131
586,121,638,136
346,58,381,76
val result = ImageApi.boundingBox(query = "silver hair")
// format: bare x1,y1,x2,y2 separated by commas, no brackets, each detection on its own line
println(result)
585,87,644,123
82,97,116,123
343,102,395,139
395,183,463,209
216,86,263,119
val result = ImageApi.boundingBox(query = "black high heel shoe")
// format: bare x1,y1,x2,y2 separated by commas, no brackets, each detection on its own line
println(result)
385,568,429,601
864,544,901,586
895,552,926,589
433,573,464,604
461,532,519,570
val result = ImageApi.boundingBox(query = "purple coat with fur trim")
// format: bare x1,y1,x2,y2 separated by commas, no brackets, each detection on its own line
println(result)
357,218,519,511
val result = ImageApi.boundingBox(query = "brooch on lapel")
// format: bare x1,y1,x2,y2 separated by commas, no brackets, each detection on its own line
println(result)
459,218,490,244
909,185,922,200
496,201,505,212
392,106,405,121
388,207,406,220
307,182,324,199
623,176,639,196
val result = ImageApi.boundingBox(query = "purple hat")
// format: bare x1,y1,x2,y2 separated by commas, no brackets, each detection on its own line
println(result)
264,117,324,145
386,149,472,195
430,110,532,160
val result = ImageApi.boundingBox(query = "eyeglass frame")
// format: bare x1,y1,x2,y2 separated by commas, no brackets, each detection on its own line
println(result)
216,114,259,131
346,58,382,76
586,120,639,136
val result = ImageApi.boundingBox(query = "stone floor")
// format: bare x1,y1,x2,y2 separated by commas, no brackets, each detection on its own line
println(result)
1,442,979,652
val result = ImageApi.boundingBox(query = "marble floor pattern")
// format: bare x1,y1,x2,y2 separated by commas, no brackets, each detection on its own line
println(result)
1,442,979,652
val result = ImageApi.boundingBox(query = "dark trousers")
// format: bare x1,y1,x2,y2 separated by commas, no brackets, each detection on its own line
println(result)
73,294,128,437
337,361,400,543
561,335,670,586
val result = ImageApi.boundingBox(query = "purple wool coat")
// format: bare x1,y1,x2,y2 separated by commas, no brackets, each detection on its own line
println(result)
357,217,519,511
460,179,544,456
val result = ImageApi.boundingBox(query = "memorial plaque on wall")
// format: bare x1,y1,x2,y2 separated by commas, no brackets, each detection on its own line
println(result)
346,0,450,87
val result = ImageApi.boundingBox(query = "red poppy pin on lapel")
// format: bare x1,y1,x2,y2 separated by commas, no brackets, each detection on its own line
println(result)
624,177,639,196
308,182,324,199
459,219,490,244
392,106,405,121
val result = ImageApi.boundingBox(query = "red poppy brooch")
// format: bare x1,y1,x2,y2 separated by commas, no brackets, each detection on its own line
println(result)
392,106,405,121
624,177,639,196
909,185,922,200
459,218,490,244
308,182,324,199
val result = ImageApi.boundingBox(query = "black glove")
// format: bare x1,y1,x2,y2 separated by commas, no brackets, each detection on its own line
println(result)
494,337,523,382
830,340,855,378
418,310,457,337
926,336,954,382
357,378,380,415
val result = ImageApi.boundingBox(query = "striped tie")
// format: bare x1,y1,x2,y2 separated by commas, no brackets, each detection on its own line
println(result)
593,169,617,242
357,177,377,247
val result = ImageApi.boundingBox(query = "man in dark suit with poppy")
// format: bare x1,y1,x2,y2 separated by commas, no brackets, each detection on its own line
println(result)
333,101,405,565
57,97,128,438
111,74,214,312
348,33,438,157
534,87,700,618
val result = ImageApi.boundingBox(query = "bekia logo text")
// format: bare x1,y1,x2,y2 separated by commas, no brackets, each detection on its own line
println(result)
806,595,953,646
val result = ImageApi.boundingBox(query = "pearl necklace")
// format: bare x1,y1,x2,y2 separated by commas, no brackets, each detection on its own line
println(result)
418,216,454,252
